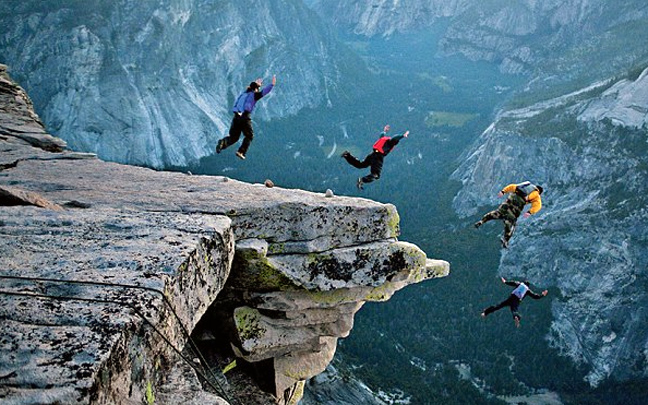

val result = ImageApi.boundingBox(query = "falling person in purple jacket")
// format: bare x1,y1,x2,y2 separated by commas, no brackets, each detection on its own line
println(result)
481,277,548,327
216,75,276,160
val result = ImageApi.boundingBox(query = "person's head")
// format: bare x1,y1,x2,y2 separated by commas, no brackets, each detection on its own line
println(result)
537,185,544,195
248,81,261,92
523,280,530,286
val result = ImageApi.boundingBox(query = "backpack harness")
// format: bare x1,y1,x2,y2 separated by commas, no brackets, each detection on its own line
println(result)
512,283,530,299
515,181,538,200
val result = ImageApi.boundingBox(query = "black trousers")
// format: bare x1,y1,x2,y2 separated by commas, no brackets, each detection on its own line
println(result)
221,114,254,155
343,151,384,183
483,294,522,319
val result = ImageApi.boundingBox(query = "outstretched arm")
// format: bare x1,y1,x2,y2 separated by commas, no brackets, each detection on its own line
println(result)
382,128,408,150
387,130,409,144
258,75,275,98
502,277,520,288
527,289,548,299
499,184,517,197
386,133,407,147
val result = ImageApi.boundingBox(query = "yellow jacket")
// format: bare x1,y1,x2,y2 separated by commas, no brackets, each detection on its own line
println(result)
502,183,542,215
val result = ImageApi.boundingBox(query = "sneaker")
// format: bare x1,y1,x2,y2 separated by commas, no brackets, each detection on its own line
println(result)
356,177,364,190
216,139,226,154
235,151,246,160
480,311,486,318
514,316,520,328
474,220,483,229
500,237,509,249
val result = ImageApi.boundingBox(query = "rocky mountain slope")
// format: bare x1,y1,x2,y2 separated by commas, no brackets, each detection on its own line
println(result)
0,65,448,404
0,0,353,168
451,67,648,387
308,0,648,79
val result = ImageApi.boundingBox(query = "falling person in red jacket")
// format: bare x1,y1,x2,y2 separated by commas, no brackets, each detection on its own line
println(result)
481,277,548,327
341,124,409,190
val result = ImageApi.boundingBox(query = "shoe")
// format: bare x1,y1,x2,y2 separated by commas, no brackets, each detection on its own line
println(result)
480,312,486,318
356,177,364,190
216,139,226,154
235,151,246,160
500,237,509,249
341,151,350,158
514,316,520,328
474,220,483,229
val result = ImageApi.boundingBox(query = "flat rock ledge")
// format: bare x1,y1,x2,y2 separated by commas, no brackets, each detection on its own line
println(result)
0,65,449,405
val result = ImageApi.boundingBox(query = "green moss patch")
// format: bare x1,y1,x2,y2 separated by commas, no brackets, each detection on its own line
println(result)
234,307,267,342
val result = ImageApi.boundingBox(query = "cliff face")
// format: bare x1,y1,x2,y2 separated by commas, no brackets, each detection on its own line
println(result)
307,0,468,36
299,363,388,405
0,0,350,169
451,68,648,387
309,0,648,77
0,65,448,404
307,0,470,37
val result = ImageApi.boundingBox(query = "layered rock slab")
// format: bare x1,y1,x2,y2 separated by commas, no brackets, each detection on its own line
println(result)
0,65,449,404
208,236,448,402
0,204,234,404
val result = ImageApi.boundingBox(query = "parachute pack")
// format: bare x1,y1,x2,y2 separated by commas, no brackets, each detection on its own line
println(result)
512,283,530,299
515,181,538,199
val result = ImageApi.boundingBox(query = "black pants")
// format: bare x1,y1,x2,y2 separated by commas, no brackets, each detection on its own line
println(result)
483,294,522,320
343,151,384,183
220,114,254,155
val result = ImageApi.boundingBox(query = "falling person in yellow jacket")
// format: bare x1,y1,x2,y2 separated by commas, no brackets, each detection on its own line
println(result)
474,181,544,248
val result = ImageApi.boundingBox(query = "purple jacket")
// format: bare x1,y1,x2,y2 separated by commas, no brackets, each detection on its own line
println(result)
232,84,274,114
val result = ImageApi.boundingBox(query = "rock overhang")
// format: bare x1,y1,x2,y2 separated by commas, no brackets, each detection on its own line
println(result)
0,65,450,404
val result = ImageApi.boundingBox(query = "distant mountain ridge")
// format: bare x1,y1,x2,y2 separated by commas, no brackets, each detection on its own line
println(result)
308,0,648,81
